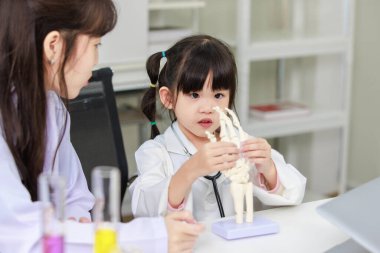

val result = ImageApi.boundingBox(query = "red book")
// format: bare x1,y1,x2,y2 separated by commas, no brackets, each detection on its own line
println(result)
250,101,310,120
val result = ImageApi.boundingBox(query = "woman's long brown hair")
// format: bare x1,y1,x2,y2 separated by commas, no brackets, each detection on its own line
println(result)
0,0,117,200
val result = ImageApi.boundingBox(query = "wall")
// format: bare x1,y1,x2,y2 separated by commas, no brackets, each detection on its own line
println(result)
348,0,380,187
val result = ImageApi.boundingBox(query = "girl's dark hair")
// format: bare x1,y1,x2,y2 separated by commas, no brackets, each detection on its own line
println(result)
0,0,117,201
142,34,237,139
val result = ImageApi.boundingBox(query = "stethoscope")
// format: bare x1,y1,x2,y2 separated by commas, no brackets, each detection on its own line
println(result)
171,124,225,218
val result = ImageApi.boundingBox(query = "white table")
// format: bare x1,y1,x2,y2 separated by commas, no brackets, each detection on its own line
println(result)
195,199,349,253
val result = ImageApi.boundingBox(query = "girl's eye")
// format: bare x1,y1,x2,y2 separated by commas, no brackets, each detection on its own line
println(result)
95,42,102,49
189,92,199,99
215,93,225,99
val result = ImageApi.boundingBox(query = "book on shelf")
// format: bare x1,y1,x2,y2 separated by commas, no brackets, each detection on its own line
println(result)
148,26,193,43
250,101,310,120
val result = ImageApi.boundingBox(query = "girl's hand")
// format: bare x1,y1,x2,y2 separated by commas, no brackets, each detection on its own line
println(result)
241,138,275,174
190,141,239,178
67,217,91,223
168,141,239,208
165,211,204,253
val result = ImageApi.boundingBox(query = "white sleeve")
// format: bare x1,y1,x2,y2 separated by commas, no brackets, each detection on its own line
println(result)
253,149,307,206
0,137,42,253
65,217,167,253
130,140,174,217
58,113,94,219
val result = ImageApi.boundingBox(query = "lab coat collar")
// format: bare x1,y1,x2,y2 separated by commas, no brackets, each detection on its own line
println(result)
163,121,198,156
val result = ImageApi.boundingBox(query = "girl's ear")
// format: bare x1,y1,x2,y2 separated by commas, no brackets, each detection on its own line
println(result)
43,31,64,67
159,87,174,109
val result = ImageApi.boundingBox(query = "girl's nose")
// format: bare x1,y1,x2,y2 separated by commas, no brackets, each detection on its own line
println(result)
200,104,213,114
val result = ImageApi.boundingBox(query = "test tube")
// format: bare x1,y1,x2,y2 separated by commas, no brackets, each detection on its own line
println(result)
92,166,120,253
38,174,66,253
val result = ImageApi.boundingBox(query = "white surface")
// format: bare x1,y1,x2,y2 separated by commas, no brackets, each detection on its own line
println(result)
195,199,349,253
65,217,167,253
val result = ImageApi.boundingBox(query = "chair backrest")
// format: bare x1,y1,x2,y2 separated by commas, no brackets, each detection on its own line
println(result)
68,67,128,202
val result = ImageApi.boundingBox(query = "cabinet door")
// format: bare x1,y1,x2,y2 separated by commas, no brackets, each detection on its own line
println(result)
99,0,148,65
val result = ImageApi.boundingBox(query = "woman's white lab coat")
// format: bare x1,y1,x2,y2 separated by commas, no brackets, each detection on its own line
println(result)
130,121,307,222
0,92,167,253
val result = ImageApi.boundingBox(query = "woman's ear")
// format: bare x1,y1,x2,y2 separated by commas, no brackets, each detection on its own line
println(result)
43,31,64,66
159,87,174,109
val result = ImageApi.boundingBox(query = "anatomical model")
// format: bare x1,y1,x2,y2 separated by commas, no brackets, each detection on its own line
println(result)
206,107,254,224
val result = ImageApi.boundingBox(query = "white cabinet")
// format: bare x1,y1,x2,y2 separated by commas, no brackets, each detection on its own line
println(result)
232,0,355,196
148,0,205,53
98,0,205,91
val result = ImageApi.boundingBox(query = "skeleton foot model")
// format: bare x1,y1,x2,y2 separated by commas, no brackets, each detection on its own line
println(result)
206,107,254,224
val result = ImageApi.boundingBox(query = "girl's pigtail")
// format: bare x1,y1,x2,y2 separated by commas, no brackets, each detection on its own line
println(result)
141,52,162,139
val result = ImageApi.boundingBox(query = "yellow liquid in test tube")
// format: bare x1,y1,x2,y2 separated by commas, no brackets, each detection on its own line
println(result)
94,228,117,253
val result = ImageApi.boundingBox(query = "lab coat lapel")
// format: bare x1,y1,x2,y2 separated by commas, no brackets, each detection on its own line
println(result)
164,122,197,157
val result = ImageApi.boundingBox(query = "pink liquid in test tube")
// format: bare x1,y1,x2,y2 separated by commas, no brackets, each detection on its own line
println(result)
43,235,64,253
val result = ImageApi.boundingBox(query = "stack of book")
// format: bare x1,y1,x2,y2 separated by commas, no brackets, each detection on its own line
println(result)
250,101,310,120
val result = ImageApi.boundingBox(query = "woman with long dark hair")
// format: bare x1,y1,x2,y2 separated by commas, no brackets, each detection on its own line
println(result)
0,0,203,252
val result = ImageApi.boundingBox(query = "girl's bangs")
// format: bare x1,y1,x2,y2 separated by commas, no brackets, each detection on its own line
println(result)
177,56,210,93
177,50,235,93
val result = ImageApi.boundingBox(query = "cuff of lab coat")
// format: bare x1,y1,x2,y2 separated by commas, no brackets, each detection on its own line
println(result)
167,198,186,212
257,172,282,193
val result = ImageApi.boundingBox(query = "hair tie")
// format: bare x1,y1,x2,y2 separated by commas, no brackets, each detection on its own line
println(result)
150,121,157,126
149,83,156,88
162,51,166,58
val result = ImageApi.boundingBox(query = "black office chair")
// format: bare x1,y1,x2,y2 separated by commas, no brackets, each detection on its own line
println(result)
68,67,128,202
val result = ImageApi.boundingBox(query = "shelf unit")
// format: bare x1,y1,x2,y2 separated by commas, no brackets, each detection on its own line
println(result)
149,1,205,11
98,0,205,91
148,0,205,54
235,0,355,195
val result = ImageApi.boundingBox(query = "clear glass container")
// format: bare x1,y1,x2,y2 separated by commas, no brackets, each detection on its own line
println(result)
38,174,66,253
92,166,120,253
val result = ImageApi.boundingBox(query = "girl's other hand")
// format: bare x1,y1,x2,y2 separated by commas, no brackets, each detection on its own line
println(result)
241,138,275,174
165,211,204,253
191,141,239,178
79,217,91,223
67,217,91,223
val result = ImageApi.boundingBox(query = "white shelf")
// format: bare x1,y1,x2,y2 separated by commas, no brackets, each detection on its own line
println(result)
244,37,349,61
235,0,355,194
149,1,205,11
244,111,346,139
97,61,149,92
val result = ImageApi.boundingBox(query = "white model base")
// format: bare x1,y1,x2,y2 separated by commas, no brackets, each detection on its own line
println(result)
212,215,279,240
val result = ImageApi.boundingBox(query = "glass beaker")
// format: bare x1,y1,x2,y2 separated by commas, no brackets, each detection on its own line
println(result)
92,166,120,253
38,174,66,253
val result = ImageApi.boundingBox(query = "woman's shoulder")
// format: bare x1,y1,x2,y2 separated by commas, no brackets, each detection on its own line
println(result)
46,91,69,127
47,90,63,107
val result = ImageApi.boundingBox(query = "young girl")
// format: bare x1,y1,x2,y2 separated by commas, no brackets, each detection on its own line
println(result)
130,35,307,221
0,1,202,252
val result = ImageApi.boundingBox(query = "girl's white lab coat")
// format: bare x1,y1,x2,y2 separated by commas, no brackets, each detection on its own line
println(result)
131,121,307,221
0,92,167,253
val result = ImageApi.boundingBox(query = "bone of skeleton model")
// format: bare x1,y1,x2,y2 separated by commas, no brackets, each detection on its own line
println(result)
205,106,254,223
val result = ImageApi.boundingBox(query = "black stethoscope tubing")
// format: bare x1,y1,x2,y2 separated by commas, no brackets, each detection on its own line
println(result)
171,124,225,218
204,172,225,217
